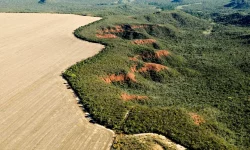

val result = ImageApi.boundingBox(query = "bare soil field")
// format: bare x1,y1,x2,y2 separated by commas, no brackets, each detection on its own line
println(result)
0,13,114,150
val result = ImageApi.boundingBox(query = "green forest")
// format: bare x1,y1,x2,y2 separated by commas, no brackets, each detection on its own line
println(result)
64,12,249,149
0,0,249,149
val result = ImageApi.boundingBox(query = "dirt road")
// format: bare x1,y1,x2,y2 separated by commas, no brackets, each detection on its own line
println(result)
0,13,114,150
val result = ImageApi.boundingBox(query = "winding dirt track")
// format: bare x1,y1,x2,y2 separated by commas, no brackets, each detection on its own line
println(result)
0,13,114,150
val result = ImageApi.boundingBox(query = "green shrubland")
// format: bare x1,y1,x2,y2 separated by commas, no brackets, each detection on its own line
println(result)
64,11,250,149
1,0,249,149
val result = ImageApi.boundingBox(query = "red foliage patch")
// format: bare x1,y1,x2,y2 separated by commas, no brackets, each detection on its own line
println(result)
131,25,149,29
129,55,140,61
96,34,117,39
129,50,170,62
132,39,156,45
126,72,136,82
130,65,137,73
102,72,136,83
98,25,124,34
155,50,170,58
138,63,168,72
189,113,205,125
121,93,148,101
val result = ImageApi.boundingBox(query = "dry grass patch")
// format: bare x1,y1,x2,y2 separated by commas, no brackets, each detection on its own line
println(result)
113,133,186,150
121,93,148,101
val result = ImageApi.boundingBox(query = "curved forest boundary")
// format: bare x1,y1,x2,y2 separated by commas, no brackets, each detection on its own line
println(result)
64,10,250,150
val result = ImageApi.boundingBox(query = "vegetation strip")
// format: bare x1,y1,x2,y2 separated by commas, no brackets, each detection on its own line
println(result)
64,10,249,149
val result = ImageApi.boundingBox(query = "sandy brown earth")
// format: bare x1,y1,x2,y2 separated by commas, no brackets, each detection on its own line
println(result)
0,13,114,150
114,133,186,150
133,133,186,150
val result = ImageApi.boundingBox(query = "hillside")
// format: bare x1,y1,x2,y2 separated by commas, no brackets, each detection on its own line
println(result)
212,12,250,26
0,0,249,149
64,11,250,149
225,0,250,9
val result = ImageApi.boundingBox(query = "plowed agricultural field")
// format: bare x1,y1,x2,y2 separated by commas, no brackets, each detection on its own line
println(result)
0,13,114,150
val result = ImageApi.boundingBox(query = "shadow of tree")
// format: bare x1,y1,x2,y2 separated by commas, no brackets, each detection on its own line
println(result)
38,0,46,4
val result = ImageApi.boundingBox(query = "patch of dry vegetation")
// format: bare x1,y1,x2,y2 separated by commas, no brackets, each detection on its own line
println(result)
113,133,186,150
138,63,168,72
189,113,205,125
121,93,148,101
132,39,156,45
96,34,117,39
102,72,136,83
